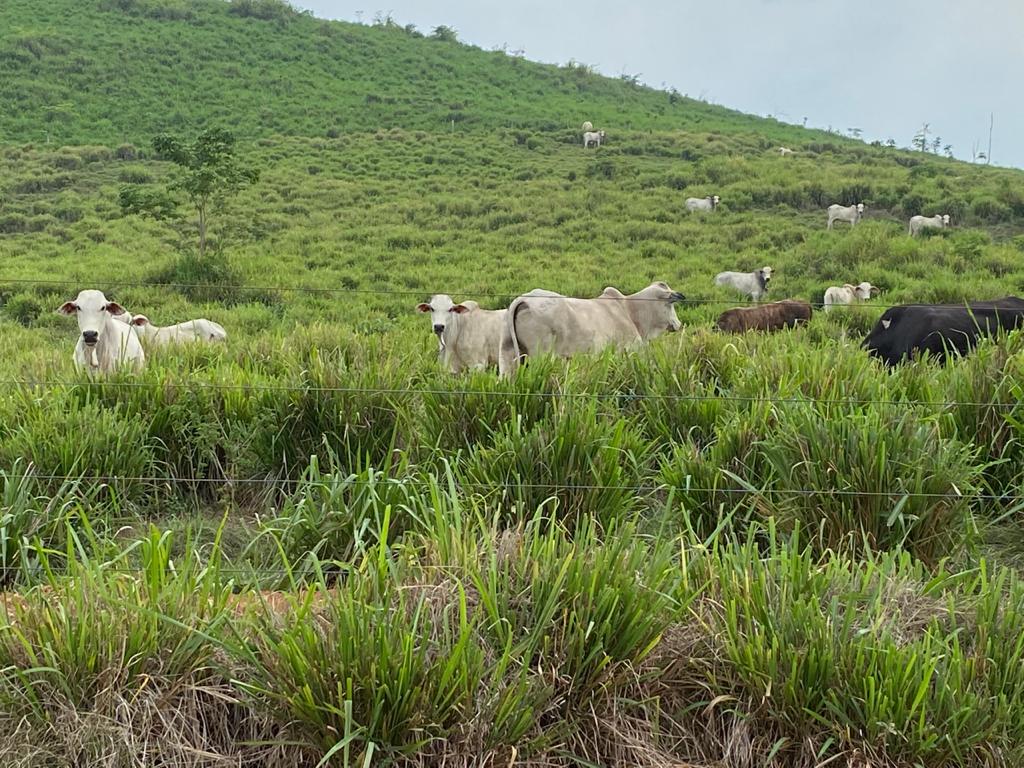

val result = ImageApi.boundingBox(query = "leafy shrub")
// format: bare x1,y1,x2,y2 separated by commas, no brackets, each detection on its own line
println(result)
1,292,42,326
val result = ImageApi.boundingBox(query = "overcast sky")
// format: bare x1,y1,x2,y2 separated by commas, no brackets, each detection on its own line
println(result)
298,1,1024,168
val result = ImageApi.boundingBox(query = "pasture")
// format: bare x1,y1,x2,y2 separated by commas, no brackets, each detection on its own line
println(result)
3,4,1024,765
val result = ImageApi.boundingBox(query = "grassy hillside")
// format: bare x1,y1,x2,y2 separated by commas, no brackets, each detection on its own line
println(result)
3,2,1024,767
0,0,823,146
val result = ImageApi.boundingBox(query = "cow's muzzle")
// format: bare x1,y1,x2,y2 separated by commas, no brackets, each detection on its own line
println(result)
82,330,99,345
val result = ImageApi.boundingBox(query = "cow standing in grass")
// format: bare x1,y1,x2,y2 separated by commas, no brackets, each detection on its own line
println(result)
499,282,685,377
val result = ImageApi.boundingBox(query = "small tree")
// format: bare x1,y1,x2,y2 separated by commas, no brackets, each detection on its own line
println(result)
431,25,458,42
912,123,930,152
120,128,258,258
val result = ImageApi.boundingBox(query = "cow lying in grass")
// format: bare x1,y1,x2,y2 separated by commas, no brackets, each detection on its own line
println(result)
716,299,813,333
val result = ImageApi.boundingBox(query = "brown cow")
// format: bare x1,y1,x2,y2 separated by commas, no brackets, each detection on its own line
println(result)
716,299,813,333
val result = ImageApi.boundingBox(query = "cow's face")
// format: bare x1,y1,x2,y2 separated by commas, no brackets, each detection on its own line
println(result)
942,214,951,226
854,282,876,300
57,289,125,347
416,294,468,345
856,203,865,214
862,305,907,363
636,282,684,337
760,267,773,286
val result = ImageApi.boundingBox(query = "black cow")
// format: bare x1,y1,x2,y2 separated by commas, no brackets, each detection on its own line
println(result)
862,297,1024,365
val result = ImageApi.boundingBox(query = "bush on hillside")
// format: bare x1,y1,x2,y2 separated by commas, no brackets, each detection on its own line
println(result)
228,0,301,22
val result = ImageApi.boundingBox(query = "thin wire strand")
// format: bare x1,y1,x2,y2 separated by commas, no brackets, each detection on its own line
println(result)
0,275,968,310
1,378,1019,409
17,472,1024,502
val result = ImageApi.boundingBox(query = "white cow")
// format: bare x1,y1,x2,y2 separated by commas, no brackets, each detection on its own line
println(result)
823,281,879,312
685,195,720,212
416,294,506,373
498,282,685,377
583,130,606,148
130,315,227,345
778,147,795,156
909,213,950,236
57,289,145,373
715,267,773,302
827,202,865,229
581,121,594,132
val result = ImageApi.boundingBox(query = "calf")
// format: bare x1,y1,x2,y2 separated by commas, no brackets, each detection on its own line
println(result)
57,289,145,373
583,130,606,148
716,299,812,333
824,281,879,312
417,294,506,373
862,297,1024,365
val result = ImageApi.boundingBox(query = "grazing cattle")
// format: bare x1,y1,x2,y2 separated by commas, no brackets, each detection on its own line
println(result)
57,289,145,373
909,213,951,236
716,299,812,333
778,147,795,156
862,297,1024,366
827,202,865,229
824,281,879,312
416,294,506,373
715,266,773,302
583,130,606,148
581,121,594,132
685,195,720,212
498,282,685,377
130,315,227,345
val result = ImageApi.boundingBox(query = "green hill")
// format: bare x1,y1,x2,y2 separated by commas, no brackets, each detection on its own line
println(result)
2,0,824,145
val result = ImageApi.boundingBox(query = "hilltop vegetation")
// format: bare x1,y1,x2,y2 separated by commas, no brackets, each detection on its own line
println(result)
1,0,810,145
2,2,1024,766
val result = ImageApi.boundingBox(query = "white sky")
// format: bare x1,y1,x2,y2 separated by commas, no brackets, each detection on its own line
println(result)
298,0,1024,168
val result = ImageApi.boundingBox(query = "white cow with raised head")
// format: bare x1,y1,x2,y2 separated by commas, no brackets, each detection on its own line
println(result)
715,266,773,302
416,294,506,374
57,289,145,373
498,282,685,377
827,202,865,229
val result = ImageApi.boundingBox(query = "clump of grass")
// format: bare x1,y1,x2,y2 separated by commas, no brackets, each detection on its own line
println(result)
756,403,981,562
460,403,652,529
237,552,486,765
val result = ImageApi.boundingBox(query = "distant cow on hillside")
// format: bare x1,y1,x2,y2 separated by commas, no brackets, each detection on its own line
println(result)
909,213,950,236
717,299,812,333
827,202,865,229
862,297,1024,365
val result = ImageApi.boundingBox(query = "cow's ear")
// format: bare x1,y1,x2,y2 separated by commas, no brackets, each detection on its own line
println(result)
131,316,148,326
56,302,77,315
450,304,470,314
105,302,125,316
416,303,431,313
